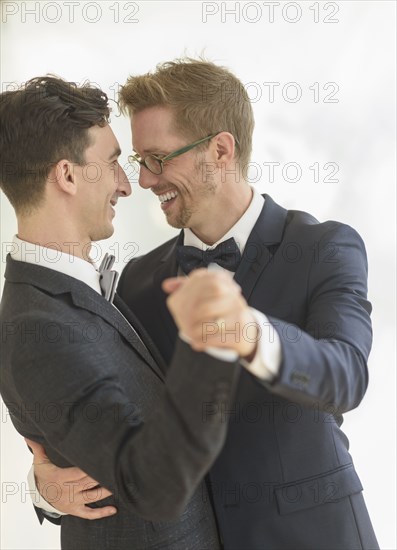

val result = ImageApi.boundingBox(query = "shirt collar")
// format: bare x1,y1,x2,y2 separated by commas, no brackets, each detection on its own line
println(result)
183,187,264,254
10,235,102,295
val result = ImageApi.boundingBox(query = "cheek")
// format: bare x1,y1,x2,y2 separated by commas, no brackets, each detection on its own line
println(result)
172,168,199,194
108,171,117,190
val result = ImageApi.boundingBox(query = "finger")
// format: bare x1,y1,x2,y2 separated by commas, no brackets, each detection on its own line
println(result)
194,296,242,319
188,268,216,279
189,269,238,286
162,277,186,294
71,505,118,521
76,475,103,487
188,304,244,334
82,486,113,502
61,474,102,487
24,438,49,462
192,278,241,302
33,463,90,483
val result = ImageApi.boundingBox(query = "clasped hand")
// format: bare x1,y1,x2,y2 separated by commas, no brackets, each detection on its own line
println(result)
163,269,258,358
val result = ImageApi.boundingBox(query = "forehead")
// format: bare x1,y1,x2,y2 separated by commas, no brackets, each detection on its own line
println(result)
86,124,120,158
130,106,181,152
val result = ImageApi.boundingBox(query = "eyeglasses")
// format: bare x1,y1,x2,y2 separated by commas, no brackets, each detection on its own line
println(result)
128,132,220,175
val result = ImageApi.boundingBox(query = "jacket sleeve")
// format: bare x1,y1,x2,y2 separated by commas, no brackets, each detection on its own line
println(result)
264,223,372,413
8,330,240,522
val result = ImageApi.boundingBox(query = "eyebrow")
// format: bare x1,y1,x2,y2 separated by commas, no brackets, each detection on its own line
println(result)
133,145,168,155
108,147,122,161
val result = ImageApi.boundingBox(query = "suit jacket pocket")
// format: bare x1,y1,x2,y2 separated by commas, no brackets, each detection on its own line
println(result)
274,463,363,515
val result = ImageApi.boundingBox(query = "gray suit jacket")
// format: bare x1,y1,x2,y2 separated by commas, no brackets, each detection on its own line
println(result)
0,256,241,549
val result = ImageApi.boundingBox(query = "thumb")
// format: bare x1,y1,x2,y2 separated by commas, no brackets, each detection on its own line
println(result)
162,277,186,294
24,438,49,463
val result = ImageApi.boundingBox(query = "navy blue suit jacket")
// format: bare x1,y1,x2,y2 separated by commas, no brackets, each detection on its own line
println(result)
118,194,379,549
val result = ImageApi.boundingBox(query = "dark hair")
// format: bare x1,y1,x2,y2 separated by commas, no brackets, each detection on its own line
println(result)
0,75,110,214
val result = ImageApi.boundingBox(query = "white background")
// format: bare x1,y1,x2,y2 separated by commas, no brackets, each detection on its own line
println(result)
0,1,396,548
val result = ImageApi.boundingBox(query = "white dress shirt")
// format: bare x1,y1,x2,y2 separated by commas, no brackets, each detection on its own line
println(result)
11,235,102,293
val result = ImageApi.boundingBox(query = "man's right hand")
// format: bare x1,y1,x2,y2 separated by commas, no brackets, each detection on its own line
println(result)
26,438,117,520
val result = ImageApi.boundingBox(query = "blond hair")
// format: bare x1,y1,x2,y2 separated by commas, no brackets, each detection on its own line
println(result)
119,58,254,168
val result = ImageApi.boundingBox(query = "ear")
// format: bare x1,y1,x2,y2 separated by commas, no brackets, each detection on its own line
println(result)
213,132,236,164
49,159,78,196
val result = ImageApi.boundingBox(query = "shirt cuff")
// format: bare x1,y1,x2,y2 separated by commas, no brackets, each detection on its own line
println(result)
27,464,66,517
240,308,282,381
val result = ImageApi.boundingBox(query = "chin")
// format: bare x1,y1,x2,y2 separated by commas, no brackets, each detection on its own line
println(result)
92,225,114,241
166,217,183,229
165,208,192,229
104,225,115,239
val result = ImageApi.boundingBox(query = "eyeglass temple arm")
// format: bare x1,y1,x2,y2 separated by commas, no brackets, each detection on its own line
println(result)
161,133,221,162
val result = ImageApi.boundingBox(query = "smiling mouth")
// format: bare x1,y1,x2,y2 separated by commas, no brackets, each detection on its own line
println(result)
158,191,178,204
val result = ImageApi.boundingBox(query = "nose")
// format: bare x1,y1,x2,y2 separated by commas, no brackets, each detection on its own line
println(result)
138,165,161,190
117,164,132,197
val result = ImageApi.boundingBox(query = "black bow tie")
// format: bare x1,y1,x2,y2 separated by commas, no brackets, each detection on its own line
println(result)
176,237,242,275
98,253,119,302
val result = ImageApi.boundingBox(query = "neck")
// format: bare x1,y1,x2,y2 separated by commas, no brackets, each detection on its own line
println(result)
17,215,92,262
190,185,253,245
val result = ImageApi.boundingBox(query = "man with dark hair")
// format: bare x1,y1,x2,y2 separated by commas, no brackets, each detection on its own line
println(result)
0,77,111,214
0,75,264,549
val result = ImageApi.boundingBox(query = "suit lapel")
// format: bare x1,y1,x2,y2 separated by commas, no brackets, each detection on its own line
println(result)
152,234,181,354
70,290,165,381
234,194,289,301
4,256,165,382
